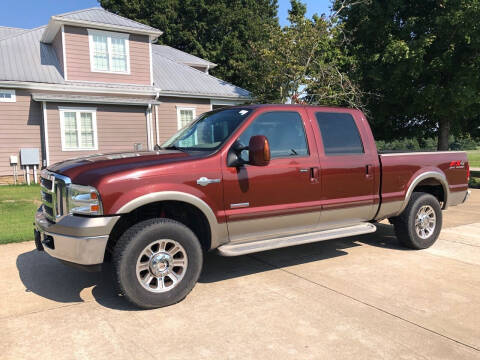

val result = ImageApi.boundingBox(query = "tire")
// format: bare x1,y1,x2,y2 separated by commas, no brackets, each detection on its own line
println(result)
393,192,442,249
113,218,203,309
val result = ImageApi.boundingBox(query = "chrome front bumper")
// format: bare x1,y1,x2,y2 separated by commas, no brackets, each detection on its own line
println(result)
34,208,120,265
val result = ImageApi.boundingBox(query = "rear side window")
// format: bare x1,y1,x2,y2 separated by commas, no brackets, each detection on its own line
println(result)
315,112,364,155
238,111,309,159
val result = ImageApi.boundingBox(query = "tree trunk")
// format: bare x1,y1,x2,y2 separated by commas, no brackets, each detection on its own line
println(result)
437,118,450,150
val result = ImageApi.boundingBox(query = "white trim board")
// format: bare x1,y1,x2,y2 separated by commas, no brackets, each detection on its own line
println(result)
61,25,68,80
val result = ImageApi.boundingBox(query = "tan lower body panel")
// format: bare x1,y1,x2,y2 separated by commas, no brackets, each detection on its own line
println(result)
218,222,377,256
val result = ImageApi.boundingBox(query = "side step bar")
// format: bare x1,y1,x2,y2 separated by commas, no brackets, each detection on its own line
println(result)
217,223,377,257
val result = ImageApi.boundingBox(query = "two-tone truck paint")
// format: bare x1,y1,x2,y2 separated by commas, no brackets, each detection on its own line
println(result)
34,105,470,308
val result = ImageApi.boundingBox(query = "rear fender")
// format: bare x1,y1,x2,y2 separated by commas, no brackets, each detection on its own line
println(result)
396,171,449,216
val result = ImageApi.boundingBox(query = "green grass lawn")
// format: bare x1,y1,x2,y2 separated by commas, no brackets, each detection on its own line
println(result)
467,149,480,168
0,185,40,244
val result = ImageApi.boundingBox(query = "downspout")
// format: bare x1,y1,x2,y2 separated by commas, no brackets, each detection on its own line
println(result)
42,101,50,167
155,91,160,146
146,104,152,150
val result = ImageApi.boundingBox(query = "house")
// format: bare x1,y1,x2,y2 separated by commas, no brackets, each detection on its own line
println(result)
0,7,250,184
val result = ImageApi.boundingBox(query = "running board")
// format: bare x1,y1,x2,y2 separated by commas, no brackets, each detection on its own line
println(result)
217,223,377,256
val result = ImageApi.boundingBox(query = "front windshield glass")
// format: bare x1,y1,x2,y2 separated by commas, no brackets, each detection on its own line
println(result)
162,108,253,151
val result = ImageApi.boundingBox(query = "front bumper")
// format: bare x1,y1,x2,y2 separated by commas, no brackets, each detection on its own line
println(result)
34,208,120,265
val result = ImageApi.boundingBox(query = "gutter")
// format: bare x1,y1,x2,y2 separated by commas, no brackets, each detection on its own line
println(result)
155,90,251,101
154,91,160,146
0,81,156,96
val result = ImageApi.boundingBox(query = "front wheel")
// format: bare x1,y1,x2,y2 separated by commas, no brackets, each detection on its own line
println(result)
113,218,203,309
392,192,442,249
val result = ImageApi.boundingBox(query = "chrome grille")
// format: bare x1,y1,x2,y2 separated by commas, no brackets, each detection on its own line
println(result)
40,170,71,222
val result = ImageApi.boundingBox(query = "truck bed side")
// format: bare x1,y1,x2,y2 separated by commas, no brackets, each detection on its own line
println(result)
375,151,469,220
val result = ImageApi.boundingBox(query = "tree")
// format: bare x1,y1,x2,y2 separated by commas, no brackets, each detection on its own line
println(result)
99,0,279,93
250,0,365,109
334,0,480,149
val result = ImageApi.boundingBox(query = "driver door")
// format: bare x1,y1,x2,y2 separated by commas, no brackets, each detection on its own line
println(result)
221,108,322,243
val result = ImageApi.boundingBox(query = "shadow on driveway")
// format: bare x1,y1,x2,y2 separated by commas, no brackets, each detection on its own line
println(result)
16,223,403,310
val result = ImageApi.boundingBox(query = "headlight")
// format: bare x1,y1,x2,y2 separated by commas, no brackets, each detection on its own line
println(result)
67,184,103,215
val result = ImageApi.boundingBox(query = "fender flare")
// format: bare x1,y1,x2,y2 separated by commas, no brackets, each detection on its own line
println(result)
116,191,228,249
396,171,449,216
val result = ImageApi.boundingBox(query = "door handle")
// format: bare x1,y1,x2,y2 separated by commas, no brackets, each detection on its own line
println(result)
310,167,320,183
197,177,221,187
366,164,373,178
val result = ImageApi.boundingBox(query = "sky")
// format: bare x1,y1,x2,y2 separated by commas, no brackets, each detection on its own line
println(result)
0,0,331,29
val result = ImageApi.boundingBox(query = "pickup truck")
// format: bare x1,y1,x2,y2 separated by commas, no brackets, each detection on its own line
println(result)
34,104,470,308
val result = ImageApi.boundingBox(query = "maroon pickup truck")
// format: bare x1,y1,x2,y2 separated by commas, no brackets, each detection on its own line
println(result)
34,104,470,308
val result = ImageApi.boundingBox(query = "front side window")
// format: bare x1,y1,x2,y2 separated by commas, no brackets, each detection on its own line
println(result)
163,108,253,151
88,30,129,73
0,89,15,102
238,111,309,159
315,112,364,155
60,108,97,151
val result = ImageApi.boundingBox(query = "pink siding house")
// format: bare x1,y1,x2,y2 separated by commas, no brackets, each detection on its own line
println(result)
0,8,250,184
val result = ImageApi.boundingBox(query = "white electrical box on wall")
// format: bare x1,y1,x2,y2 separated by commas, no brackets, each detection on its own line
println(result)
10,155,18,165
20,148,39,165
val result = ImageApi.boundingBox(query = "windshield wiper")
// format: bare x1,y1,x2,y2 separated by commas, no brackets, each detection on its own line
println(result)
162,145,186,152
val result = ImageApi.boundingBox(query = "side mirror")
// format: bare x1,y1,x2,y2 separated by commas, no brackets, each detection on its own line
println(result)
249,135,270,166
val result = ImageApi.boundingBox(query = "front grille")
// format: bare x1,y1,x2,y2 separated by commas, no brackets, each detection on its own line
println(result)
40,170,71,223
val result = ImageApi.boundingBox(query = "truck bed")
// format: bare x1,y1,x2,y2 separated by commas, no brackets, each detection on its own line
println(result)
376,151,469,220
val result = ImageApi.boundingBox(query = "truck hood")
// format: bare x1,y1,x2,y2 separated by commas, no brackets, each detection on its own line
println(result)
47,150,199,185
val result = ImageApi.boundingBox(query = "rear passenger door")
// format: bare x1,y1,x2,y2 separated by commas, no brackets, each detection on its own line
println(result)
307,109,379,229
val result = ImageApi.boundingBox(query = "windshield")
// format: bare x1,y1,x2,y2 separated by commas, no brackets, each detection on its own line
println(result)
162,108,253,151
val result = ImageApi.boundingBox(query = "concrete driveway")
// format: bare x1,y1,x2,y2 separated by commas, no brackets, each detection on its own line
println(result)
0,190,479,359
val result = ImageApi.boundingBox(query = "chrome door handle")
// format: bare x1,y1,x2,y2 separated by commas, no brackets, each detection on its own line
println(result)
299,169,309,173
197,177,221,187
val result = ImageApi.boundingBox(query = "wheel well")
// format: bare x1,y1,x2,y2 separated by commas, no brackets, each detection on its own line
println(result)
106,201,212,258
412,178,445,206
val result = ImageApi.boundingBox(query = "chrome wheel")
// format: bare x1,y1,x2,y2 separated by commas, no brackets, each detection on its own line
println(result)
415,205,436,239
136,239,188,293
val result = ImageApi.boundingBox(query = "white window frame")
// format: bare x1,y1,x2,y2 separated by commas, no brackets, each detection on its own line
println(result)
59,106,98,151
176,107,196,130
87,29,130,74
0,89,16,102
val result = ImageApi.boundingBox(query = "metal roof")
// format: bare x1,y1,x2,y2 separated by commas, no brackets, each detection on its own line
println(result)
31,93,160,105
152,45,216,68
0,27,65,84
55,7,159,33
0,8,250,99
42,8,162,43
152,53,250,99
0,26,26,40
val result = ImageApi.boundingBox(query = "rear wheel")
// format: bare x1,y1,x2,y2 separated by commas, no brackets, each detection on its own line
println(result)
393,192,442,249
113,218,203,309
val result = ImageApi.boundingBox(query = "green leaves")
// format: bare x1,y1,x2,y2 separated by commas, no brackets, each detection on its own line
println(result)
335,0,480,148
100,0,279,93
